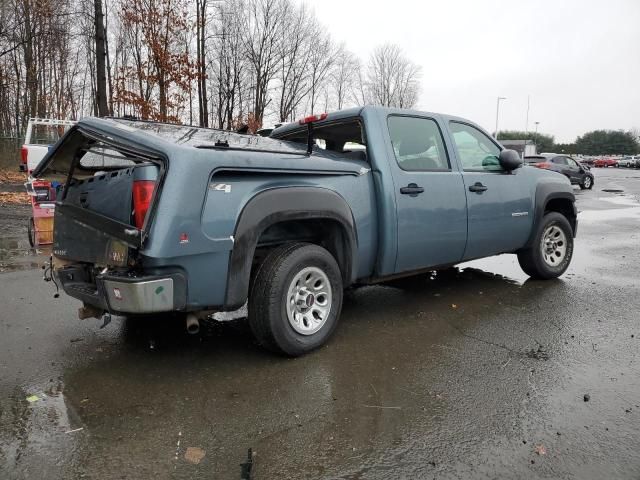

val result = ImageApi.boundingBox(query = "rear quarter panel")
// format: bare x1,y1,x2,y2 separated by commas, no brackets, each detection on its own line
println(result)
142,146,377,309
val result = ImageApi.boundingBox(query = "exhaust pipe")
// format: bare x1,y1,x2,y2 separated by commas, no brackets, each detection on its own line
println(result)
185,313,200,335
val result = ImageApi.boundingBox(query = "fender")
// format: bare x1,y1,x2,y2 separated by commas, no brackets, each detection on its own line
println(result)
522,183,577,249
224,187,358,309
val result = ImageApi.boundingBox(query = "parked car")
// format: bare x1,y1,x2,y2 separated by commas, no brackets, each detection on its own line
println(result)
525,154,594,190
33,107,577,356
618,156,640,168
594,157,618,168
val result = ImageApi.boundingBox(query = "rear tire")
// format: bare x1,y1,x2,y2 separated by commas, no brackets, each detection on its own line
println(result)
249,243,343,356
517,212,574,279
580,175,593,190
27,217,36,247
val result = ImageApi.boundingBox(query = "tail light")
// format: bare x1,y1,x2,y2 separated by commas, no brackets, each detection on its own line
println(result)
535,163,551,169
20,145,28,165
132,180,155,229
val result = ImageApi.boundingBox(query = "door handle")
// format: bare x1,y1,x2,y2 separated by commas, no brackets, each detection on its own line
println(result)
468,182,488,193
400,183,424,196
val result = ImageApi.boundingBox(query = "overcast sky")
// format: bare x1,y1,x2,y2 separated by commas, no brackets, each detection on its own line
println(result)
300,0,640,142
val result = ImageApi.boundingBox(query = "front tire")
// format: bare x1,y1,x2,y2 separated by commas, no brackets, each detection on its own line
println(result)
517,212,574,279
249,243,343,356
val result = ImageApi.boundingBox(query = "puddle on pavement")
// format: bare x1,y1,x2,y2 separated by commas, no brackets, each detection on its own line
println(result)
0,383,85,478
0,236,49,272
596,194,639,207
579,206,640,222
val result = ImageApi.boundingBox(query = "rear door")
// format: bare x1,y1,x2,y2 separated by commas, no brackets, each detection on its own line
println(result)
386,115,468,273
565,157,584,183
448,121,533,260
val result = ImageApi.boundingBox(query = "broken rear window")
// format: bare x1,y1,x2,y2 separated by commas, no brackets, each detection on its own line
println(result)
272,120,367,161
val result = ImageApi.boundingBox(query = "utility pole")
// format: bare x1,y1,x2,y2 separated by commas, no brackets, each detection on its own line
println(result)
534,121,540,154
494,96,506,138
525,95,530,134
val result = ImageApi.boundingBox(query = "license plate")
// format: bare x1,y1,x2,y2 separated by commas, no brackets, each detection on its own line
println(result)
107,240,128,267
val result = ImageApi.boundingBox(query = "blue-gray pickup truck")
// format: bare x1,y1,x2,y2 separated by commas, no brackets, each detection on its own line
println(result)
33,106,577,356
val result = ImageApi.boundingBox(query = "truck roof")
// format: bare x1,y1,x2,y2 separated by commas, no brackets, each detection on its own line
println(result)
32,115,358,181
103,117,310,155
270,105,481,138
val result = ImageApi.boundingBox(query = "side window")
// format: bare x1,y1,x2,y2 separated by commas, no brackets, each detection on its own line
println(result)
387,116,450,171
554,157,568,165
449,122,502,171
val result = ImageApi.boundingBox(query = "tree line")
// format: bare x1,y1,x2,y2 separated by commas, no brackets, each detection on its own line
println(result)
498,129,639,156
0,0,422,137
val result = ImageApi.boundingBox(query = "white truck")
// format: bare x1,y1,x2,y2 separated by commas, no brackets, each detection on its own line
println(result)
20,118,76,246
20,118,76,173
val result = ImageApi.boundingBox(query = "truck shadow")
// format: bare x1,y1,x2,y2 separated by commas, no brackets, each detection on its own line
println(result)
116,265,564,355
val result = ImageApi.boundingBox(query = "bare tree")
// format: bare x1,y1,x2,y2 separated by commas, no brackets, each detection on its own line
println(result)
330,46,357,110
366,43,421,109
351,59,369,107
306,29,335,114
275,3,317,122
209,0,250,129
243,0,287,126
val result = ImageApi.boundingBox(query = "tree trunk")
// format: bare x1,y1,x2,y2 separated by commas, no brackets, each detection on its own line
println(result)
196,0,208,127
94,0,109,117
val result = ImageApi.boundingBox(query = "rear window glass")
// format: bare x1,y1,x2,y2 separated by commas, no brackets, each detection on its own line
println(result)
524,157,546,164
79,146,137,170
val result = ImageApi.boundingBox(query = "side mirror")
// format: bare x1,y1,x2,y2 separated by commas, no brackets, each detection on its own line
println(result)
499,149,523,171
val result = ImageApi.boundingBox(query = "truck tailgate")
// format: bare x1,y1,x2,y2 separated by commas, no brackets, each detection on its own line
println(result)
32,124,164,267
53,164,158,266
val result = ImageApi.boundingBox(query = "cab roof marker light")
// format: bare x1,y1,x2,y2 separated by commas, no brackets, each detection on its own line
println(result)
298,113,328,125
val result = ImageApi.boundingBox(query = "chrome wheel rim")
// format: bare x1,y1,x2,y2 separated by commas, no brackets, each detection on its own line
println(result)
541,225,567,267
286,266,332,335
584,177,591,188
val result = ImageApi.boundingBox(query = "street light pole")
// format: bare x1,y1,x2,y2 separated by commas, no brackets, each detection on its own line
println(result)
495,96,506,139
534,121,540,154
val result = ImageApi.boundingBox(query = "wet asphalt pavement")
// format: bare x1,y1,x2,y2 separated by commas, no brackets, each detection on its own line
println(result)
1,168,640,479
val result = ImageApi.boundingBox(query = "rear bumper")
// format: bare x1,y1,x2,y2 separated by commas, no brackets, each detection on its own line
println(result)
56,265,187,315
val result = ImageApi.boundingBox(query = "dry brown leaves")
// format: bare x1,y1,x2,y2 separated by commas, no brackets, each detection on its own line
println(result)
0,169,26,184
0,192,29,205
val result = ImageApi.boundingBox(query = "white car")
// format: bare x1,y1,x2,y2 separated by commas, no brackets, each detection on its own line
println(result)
618,156,640,168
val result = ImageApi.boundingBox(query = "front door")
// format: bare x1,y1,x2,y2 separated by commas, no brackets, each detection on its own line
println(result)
448,121,533,260
387,115,468,273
